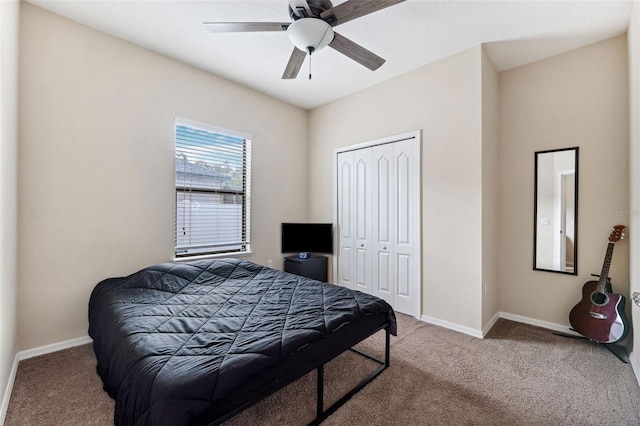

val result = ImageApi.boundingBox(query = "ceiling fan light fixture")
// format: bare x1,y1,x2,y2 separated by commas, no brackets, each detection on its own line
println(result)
287,18,334,54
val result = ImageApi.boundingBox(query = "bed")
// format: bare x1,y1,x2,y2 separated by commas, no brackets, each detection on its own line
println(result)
88,258,397,425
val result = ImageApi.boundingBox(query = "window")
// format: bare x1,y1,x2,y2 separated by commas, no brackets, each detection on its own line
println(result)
175,118,251,257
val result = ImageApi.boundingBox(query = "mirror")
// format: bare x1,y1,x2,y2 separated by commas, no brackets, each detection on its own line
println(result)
534,147,579,274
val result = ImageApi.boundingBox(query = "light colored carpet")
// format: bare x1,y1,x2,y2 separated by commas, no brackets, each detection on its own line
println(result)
5,315,640,425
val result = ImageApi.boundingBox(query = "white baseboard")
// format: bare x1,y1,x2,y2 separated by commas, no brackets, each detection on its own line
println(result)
482,312,501,337
497,312,581,336
0,353,19,425
420,315,484,338
18,335,92,361
420,311,580,340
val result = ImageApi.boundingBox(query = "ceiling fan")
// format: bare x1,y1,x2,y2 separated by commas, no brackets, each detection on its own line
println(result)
204,0,406,79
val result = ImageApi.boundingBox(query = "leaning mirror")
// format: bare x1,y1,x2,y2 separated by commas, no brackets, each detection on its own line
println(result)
534,147,579,275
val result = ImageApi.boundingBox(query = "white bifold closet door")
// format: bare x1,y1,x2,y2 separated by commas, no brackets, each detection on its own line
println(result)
336,148,373,294
336,136,420,317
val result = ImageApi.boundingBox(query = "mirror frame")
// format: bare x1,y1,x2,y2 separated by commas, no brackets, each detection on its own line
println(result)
533,147,579,275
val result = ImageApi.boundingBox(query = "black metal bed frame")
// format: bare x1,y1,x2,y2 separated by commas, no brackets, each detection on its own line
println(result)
310,325,391,425
211,324,391,425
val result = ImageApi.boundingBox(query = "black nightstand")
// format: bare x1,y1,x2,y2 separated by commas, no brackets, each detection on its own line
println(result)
284,255,328,282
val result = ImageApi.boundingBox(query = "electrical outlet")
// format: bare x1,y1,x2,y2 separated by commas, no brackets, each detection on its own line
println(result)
267,259,273,268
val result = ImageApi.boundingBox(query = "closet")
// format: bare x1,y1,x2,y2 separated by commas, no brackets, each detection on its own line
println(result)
334,131,421,317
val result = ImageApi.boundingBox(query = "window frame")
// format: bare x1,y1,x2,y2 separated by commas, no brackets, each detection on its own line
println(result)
174,117,252,258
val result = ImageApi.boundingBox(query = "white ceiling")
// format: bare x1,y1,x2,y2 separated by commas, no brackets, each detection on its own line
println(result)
27,0,636,110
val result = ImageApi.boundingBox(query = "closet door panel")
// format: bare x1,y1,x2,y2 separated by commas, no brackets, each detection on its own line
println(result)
377,252,392,293
376,154,392,245
353,149,372,293
397,254,411,297
339,246,353,286
337,151,354,289
372,144,394,303
356,158,368,240
396,151,412,245
393,139,419,316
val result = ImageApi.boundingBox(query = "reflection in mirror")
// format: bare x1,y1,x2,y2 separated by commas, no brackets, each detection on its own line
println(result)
534,147,579,275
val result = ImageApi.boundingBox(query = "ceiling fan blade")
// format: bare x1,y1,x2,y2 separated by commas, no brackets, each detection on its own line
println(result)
203,22,290,33
282,47,307,79
321,0,406,27
329,32,385,71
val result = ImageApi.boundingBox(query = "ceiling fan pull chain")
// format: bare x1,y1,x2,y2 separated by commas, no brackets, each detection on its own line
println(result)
308,46,314,80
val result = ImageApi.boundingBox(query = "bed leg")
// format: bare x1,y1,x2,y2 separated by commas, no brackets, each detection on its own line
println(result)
317,364,324,418
307,325,392,425
385,325,390,368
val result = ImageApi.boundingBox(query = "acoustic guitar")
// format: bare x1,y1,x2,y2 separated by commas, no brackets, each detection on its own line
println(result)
569,225,629,344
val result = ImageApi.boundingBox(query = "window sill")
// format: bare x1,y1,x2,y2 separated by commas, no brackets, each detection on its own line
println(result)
173,251,253,263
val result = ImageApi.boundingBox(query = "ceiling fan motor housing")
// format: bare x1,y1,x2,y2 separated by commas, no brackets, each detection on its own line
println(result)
289,0,334,21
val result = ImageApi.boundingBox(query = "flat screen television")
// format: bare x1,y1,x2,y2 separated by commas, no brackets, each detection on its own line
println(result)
281,223,333,254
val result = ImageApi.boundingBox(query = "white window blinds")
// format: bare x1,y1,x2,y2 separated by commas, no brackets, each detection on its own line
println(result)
175,119,251,257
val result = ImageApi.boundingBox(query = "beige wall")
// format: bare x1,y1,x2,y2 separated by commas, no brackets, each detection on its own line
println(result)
498,36,629,326
0,0,20,418
308,46,485,331
628,2,640,366
18,4,308,350
481,47,500,328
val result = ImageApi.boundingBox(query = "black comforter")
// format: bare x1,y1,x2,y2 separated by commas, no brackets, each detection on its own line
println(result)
89,258,396,425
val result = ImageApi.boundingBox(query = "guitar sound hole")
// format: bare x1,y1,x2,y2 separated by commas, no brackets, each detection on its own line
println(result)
590,291,609,306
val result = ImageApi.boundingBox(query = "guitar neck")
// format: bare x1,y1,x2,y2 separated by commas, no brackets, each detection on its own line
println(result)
597,242,615,292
